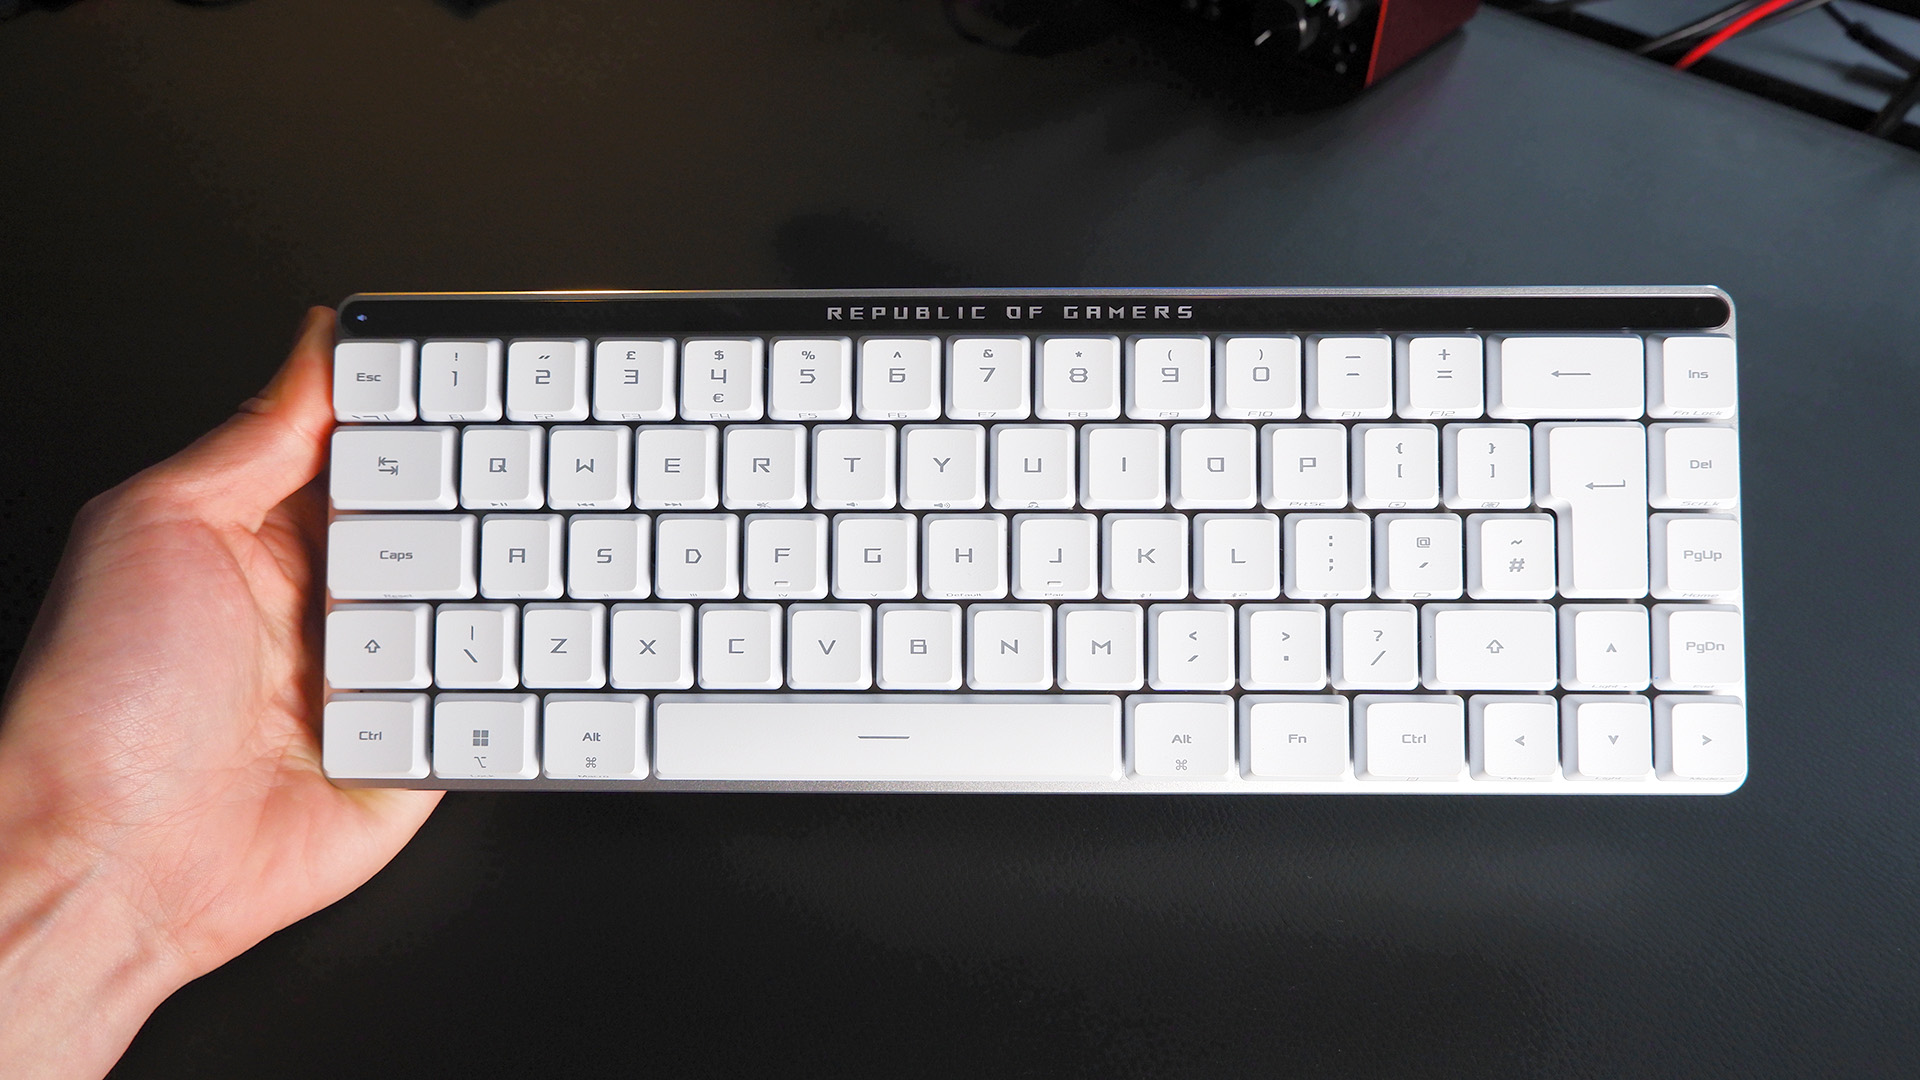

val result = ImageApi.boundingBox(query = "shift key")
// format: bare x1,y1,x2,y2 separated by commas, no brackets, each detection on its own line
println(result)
328,514,477,599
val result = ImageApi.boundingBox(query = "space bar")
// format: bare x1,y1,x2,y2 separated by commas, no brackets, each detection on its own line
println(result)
652,695,1124,781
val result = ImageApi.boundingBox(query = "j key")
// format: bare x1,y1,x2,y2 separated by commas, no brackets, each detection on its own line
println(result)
652,514,740,599
1396,336,1483,419
479,513,564,600
1010,513,1098,599
768,337,852,421
505,339,590,421
328,515,476,600
330,426,457,510
325,604,432,689
609,603,694,689
1035,335,1121,419
1305,335,1392,419
1262,424,1349,509
460,425,544,510
680,338,765,421
1488,336,1643,419
1126,336,1211,419
635,425,720,510
1080,425,1166,509
433,603,519,690
593,339,676,421
786,604,873,690
947,337,1031,419
1536,423,1649,598
333,340,416,422
1215,336,1302,419
858,337,941,419
418,340,503,422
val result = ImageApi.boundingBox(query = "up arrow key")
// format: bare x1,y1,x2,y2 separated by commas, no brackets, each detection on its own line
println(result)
364,639,382,654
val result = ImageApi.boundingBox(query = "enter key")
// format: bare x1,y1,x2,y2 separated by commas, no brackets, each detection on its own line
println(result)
1535,423,1649,598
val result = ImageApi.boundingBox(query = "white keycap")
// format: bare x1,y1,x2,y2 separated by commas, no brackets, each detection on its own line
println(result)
1262,424,1349,509
325,604,432,689
1056,604,1145,691
328,514,476,600
609,603,694,689
812,425,897,509
1126,335,1211,419
418,340,503,422
653,514,740,599
520,603,608,689
1330,604,1419,690
1080,425,1166,509
901,425,987,509
1469,696,1559,780
460,425,545,509
1354,696,1465,780
1352,424,1439,509
1466,513,1557,600
923,514,1009,599
1561,695,1652,780
479,513,564,599
330,426,458,510
1647,335,1737,419
1651,514,1742,599
1147,604,1235,690
323,693,429,779
635,425,720,509
768,337,852,420
1419,603,1557,691
1442,423,1531,510
1193,514,1281,599
1283,514,1371,599
966,604,1054,690
1652,604,1744,691
547,426,633,510
433,603,519,690
743,513,828,600
652,695,1121,782
1129,696,1234,778
832,514,917,599
947,336,1031,419
1011,514,1098,600
1238,604,1327,690
1242,696,1348,779
1171,424,1258,509
567,514,650,600
680,338,765,421
432,693,539,779
1559,605,1650,691
1655,696,1746,780
1102,514,1189,599
1375,513,1463,600
876,604,963,690
1215,336,1302,419
542,696,648,779
1306,335,1393,419
1536,423,1649,598
990,424,1076,509
1035,335,1121,419
505,339,590,421
592,339,676,421
723,424,808,509
787,604,873,689
698,604,783,689
1488,336,1643,419
1649,424,1739,508
333,340,416,422
1396,336,1483,419
858,337,941,419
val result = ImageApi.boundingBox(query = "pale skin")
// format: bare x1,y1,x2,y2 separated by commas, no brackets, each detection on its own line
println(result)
0,308,441,1079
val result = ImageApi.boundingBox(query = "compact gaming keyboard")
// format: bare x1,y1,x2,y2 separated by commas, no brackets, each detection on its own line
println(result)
321,289,1746,793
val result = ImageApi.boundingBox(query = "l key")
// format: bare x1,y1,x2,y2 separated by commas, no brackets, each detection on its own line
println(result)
1536,423,1648,598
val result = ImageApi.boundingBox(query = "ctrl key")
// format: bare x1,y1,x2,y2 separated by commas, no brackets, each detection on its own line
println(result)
323,693,429,780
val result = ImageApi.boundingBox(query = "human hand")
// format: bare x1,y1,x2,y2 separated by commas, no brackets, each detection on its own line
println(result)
0,308,442,1079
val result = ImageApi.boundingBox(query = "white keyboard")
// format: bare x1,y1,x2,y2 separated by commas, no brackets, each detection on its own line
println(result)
321,289,1746,793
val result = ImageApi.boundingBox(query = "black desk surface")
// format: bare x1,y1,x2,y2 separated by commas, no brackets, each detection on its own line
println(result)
2,1,1916,1076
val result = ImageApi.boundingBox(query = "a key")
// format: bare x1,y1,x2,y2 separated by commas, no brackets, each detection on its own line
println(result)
567,515,651,600
653,514,740,599
1375,513,1463,599
1487,336,1643,419
542,696,649,779
1330,604,1419,690
1466,513,1557,599
966,604,1054,690
330,426,458,510
1442,424,1531,510
723,424,808,509
432,693,539,779
680,338,765,421
592,339,676,421
322,693,429,779
1192,514,1281,599
418,340,503,422
1647,335,1737,419
1011,514,1098,600
1652,604,1744,691
1655,696,1746,780
1469,696,1559,780
1242,696,1348,779
922,514,1009,599
1079,425,1166,509
325,604,432,689
520,603,608,689
1055,604,1145,691
1650,514,1742,599
1238,605,1327,690
1215,336,1302,419
786,604,873,690
1354,696,1465,780
1262,424,1349,509
901,425,987,509
858,337,941,419
1649,424,1740,508
1418,603,1557,691
460,425,545,509
1171,424,1259,509
1559,605,1650,691
876,604,963,690
1305,335,1392,419
479,513,564,599
743,513,828,600
505,339,590,421
1536,423,1649,598
1128,696,1234,778
990,424,1076,509
1396,336,1483,419
831,513,917,599
609,603,695,689
1147,604,1235,691
698,604,783,689
1101,514,1189,599
768,337,852,420
328,514,476,600
1561,696,1653,780
947,336,1031,419
1035,335,1121,419
432,603,519,690
547,425,633,510
333,340,417,422
1283,514,1371,599
1126,335,1211,419
811,425,897,509
634,426,719,509
1352,424,1439,509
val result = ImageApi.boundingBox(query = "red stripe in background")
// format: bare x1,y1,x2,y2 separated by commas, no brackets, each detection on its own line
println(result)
1365,0,1395,85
